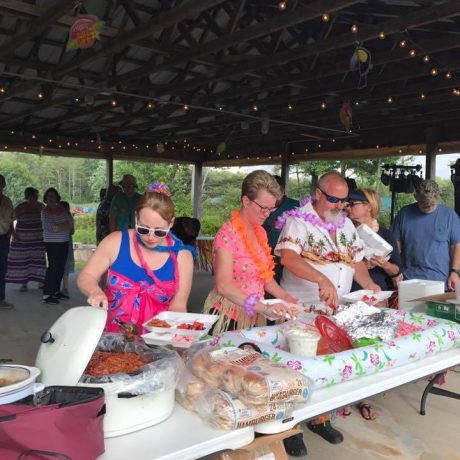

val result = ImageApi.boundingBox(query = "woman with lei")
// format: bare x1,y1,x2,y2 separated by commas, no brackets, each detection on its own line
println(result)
78,181,194,333
203,170,298,334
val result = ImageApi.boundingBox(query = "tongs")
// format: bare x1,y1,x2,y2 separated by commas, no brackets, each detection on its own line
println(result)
115,319,140,340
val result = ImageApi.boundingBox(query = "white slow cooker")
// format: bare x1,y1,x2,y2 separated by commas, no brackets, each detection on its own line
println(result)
35,306,175,438
0,364,43,404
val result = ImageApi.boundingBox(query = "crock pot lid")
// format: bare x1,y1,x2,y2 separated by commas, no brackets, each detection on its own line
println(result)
35,306,107,386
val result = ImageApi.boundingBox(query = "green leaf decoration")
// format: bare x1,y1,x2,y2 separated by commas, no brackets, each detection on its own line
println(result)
409,313,424,324
271,352,283,363
271,333,279,345
433,331,444,345
322,355,335,366
362,350,368,361
411,332,422,342
262,351,271,359
222,340,235,347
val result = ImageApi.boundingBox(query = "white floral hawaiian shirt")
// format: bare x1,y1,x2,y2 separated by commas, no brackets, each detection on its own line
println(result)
274,201,364,303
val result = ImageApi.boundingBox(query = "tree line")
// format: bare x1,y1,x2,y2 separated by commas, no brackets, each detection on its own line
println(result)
0,151,456,242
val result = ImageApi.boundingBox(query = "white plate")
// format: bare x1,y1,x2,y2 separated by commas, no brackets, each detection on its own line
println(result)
141,331,213,349
143,311,218,337
341,290,393,305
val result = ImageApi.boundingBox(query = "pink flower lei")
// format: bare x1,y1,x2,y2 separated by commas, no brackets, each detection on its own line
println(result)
274,196,346,233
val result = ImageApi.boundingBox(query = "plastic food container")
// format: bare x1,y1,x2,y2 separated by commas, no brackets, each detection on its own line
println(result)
286,329,320,357
143,311,217,337
0,364,43,404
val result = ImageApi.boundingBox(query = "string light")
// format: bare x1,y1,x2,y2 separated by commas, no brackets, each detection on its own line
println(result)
287,103,293,110
399,40,406,48
409,49,416,57
423,55,430,63
37,91,44,100
278,1,287,10
420,93,426,99
320,101,327,109
431,68,438,76
147,102,155,109
322,13,330,22
111,99,117,107
387,96,393,103
351,24,358,33
252,104,259,112
379,31,385,39
0,87,5,93
183,104,189,111
453,89,460,96
446,72,452,79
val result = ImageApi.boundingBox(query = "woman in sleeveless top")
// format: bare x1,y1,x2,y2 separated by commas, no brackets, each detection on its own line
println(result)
77,181,194,333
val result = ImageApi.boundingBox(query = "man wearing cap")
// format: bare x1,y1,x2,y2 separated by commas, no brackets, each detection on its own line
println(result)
0,174,14,309
391,179,460,290
108,174,142,233
275,172,379,455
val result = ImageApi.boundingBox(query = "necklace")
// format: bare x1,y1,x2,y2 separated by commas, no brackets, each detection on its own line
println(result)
231,210,275,282
275,196,346,233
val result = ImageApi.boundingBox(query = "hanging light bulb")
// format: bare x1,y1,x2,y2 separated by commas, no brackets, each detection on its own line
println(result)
420,93,426,100
351,24,358,33
278,1,287,10
409,49,416,57
423,55,430,63
399,39,407,48
37,91,44,100
252,104,259,112
287,103,293,110
111,99,117,107
320,101,327,109
431,68,438,76
387,96,393,103
322,13,330,22
147,102,155,109
446,72,452,79
379,31,385,39
183,104,189,111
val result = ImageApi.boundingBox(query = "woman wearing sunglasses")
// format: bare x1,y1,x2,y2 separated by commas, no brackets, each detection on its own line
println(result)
77,181,194,333
202,170,298,334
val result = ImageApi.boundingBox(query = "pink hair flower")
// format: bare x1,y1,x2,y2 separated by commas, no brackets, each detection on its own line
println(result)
148,180,171,196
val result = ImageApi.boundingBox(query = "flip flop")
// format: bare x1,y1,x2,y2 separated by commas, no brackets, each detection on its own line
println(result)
358,402,376,421
337,406,351,418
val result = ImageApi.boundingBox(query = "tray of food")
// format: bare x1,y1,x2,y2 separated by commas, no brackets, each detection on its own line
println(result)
143,311,218,337
341,290,393,305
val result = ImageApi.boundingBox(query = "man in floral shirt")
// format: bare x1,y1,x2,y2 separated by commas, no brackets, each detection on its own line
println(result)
275,171,379,455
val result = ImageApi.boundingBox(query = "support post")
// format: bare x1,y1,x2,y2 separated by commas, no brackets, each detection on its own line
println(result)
193,162,203,220
281,143,290,193
106,155,113,186
425,127,438,180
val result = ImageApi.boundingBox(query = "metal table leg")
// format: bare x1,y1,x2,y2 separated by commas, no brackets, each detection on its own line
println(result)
420,372,460,415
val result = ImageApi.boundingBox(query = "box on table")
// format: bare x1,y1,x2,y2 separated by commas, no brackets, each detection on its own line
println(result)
411,292,460,323
211,429,301,460
398,279,444,311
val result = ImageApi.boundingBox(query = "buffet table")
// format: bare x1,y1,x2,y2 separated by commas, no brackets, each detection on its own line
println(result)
99,347,460,459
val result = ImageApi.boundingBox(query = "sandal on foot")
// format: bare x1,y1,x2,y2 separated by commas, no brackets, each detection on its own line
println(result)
337,406,351,418
358,402,376,421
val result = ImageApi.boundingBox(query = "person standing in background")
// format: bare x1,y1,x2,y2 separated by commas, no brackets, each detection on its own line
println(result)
41,188,72,305
263,175,299,283
59,201,75,299
108,174,141,233
0,174,14,309
96,184,121,244
5,187,46,292
391,179,460,290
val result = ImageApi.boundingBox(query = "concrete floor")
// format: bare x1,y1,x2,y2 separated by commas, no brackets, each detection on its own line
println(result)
1,271,459,460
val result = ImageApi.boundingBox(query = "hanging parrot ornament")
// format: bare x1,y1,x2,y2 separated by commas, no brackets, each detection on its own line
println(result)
349,46,372,89
339,102,353,132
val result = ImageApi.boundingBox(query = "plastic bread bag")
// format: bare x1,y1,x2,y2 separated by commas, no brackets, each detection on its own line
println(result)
188,344,311,406
176,370,295,430
80,333,184,395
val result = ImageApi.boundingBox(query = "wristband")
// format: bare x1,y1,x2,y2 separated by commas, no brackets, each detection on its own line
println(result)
243,293,259,318
390,270,401,278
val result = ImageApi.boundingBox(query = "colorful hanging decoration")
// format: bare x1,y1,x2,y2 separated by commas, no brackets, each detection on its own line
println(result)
349,46,372,89
339,102,353,132
66,15,104,51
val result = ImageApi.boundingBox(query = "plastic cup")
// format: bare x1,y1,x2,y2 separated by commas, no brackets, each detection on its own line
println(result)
286,329,320,358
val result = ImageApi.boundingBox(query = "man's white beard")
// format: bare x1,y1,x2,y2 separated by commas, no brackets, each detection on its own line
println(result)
324,209,342,224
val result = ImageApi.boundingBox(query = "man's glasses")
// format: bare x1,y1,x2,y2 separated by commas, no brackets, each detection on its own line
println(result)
347,201,367,208
317,187,348,204
250,199,277,213
135,225,169,238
